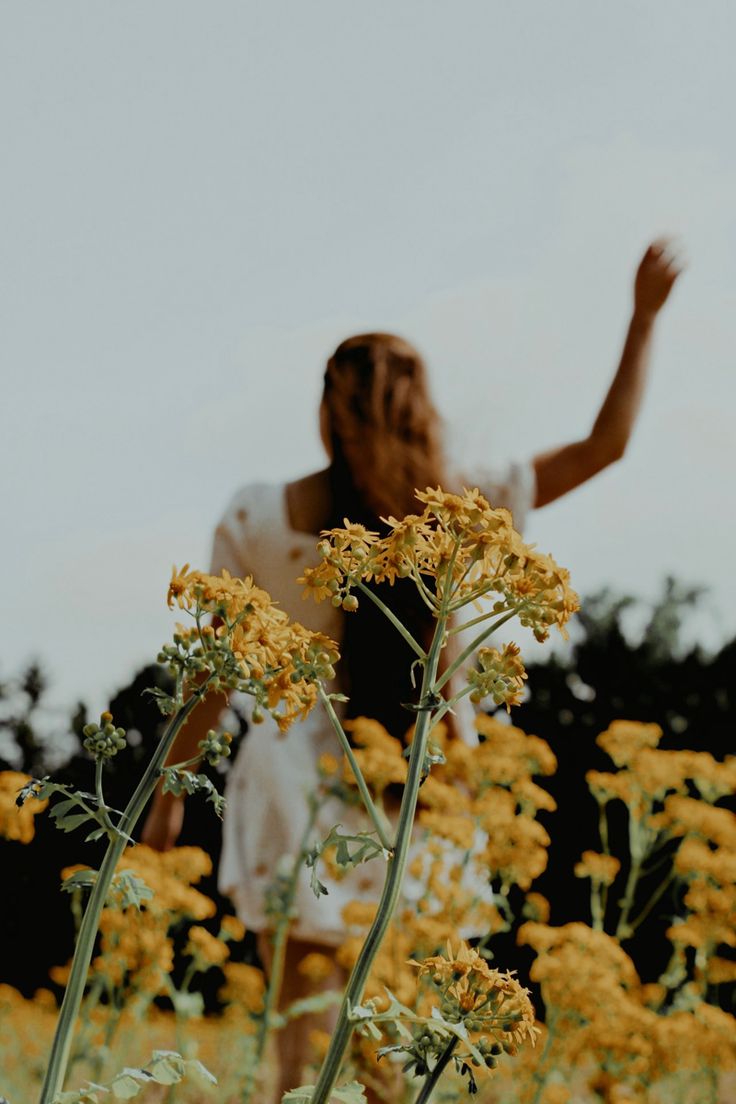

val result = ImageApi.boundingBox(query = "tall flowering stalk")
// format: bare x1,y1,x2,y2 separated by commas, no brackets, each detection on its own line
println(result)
297,486,577,1104
22,485,575,1104
28,571,340,1104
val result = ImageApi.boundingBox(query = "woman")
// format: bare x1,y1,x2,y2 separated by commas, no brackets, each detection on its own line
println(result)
143,240,681,1098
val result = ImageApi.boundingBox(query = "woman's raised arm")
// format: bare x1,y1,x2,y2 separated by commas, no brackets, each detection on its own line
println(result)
532,239,683,508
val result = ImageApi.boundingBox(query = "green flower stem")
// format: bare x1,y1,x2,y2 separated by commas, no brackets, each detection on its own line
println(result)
94,759,116,837
590,878,604,932
241,794,322,1104
309,617,446,1104
409,565,439,612
630,869,676,934
615,820,649,941
446,604,512,635
530,1012,558,1104
355,580,426,660
39,682,209,1104
427,686,474,735
318,686,393,852
414,1039,458,1104
434,607,521,693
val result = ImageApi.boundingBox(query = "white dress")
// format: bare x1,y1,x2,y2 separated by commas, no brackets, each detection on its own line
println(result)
212,464,536,944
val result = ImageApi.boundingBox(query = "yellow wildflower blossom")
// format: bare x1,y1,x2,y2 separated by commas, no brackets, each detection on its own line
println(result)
166,566,339,732
574,850,621,886
597,720,663,767
219,962,265,1014
220,914,246,942
185,925,229,967
297,952,335,983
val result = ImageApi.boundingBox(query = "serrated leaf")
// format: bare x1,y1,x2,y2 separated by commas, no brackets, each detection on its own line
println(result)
281,1088,314,1104
50,798,79,819
332,1083,367,1103
57,813,94,833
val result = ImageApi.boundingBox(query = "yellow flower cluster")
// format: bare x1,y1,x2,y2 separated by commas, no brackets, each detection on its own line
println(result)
218,962,265,1017
168,566,339,731
468,643,528,711
652,796,736,957
334,714,556,1028
55,846,218,999
412,940,538,1052
185,925,229,968
574,850,621,887
300,485,578,641
587,720,736,818
0,771,48,843
342,717,407,793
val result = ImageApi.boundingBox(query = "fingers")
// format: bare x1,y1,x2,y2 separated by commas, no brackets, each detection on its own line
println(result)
646,237,685,268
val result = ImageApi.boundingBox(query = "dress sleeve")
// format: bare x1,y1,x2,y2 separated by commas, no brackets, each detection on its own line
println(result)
457,459,537,534
209,487,253,577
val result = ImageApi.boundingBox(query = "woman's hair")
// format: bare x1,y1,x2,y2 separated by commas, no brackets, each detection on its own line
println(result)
322,332,448,738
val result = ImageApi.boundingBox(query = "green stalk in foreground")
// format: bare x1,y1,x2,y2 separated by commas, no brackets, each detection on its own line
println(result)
38,683,208,1104
309,616,445,1104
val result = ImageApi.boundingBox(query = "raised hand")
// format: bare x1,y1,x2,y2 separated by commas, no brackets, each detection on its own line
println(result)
634,239,683,318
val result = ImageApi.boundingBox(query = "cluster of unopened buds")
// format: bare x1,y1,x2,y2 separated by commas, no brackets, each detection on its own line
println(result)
316,540,361,611
289,639,340,683
158,623,244,691
82,712,127,760
467,644,528,710
198,728,233,766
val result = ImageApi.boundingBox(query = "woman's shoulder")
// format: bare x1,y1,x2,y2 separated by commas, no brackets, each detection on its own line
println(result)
216,480,286,532
210,481,287,576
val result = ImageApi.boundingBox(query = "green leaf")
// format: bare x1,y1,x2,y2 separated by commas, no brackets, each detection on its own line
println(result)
282,990,342,1022
110,1071,150,1100
57,812,94,833
281,1088,314,1104
111,870,154,910
183,1060,217,1089
332,1084,367,1103
149,1052,185,1085
61,869,98,893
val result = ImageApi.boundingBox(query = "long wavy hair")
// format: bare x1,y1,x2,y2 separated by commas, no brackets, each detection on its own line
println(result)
322,332,450,739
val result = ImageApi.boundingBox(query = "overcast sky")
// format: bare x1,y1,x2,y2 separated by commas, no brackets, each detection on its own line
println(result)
2,2,734,723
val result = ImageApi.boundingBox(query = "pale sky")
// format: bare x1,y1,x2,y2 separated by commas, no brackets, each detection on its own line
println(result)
2,2,734,723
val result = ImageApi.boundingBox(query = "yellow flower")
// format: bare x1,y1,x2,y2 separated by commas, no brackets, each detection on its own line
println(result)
166,566,340,733
342,717,407,793
597,720,662,768
307,484,577,641
185,925,229,967
220,914,246,942
219,962,265,1014
412,940,538,1049
297,952,335,983
318,752,339,777
468,643,527,711
574,850,621,886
